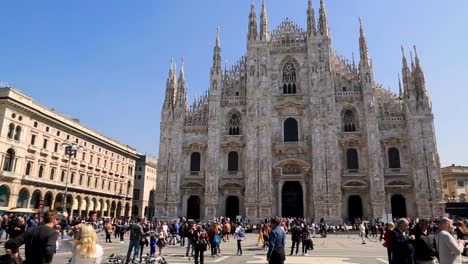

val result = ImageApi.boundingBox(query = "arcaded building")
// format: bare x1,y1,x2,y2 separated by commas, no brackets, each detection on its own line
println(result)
155,0,445,222
0,87,138,218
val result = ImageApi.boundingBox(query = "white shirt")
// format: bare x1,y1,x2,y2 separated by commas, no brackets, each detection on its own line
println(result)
436,230,464,264
61,240,104,264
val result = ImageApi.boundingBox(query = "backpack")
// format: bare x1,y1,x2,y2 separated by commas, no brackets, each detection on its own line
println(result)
238,227,245,238
213,234,220,245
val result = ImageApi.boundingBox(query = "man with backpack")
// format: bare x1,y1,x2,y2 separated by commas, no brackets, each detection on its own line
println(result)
208,225,221,257
234,222,245,256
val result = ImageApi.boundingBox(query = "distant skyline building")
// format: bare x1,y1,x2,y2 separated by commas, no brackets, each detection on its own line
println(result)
132,155,158,219
0,87,139,217
156,0,444,222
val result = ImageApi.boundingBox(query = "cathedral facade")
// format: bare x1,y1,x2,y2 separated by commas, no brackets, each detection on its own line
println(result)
156,0,445,223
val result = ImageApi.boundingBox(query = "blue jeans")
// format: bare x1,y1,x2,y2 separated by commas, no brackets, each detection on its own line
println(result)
126,240,140,264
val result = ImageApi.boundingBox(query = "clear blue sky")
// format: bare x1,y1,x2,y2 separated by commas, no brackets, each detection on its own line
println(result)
0,0,467,166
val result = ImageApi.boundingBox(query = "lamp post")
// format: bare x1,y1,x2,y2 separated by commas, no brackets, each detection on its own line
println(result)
61,143,83,216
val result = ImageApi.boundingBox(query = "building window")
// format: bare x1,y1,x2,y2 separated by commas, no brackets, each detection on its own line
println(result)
343,110,358,132
228,112,241,135
346,148,359,170
190,152,201,172
67,135,70,140
61,170,66,182
95,178,98,188
388,148,401,169
284,118,299,142
7,123,15,139
108,181,112,190
33,121,38,128
90,155,93,164
87,176,91,187
30,135,36,145
228,152,239,172
50,167,55,180
79,174,83,185
458,180,465,188
25,162,32,176
127,180,131,194
46,126,49,132
54,143,59,152
102,179,105,189
56,131,60,136
14,126,21,141
70,173,75,184
3,148,15,172
43,139,48,149
282,62,297,94
97,158,100,166
138,175,142,180
133,189,140,200
38,165,44,178
82,153,86,161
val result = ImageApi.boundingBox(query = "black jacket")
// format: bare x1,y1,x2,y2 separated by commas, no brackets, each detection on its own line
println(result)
5,225,58,264
391,228,415,264
409,227,437,261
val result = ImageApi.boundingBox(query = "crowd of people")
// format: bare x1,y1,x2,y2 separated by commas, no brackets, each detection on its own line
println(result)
0,211,467,264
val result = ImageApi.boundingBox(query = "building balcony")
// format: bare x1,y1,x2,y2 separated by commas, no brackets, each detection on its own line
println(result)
95,166,102,172
274,141,306,155
51,152,61,160
190,171,200,176
384,168,410,177
71,158,79,165
39,148,49,156
87,163,95,169
27,145,38,153
342,169,368,177
0,170,18,182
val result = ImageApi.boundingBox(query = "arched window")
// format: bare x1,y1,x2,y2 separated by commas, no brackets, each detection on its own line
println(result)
79,174,84,185
228,112,241,135
343,110,358,132
7,123,15,139
388,148,401,169
3,148,15,171
70,173,75,184
228,152,239,172
38,165,44,178
108,181,112,190
25,162,32,176
50,168,55,180
282,62,297,94
190,152,201,172
14,126,21,141
88,176,92,187
127,180,132,194
102,179,106,189
284,118,299,142
346,148,359,170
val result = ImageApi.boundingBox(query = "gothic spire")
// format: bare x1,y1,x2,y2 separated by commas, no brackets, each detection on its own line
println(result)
398,74,403,98
318,0,329,35
177,57,186,106
260,0,269,40
248,0,258,41
165,59,178,108
412,45,427,101
211,27,222,75
359,17,369,63
307,0,316,36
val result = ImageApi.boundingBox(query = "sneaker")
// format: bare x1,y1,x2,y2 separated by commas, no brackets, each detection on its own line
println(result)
216,254,221,257
305,253,309,256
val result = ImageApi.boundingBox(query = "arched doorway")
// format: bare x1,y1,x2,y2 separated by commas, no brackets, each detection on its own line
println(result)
125,203,130,217
391,194,407,218
17,188,30,208
132,205,139,218
187,196,201,220
225,196,240,221
43,192,53,211
30,190,42,209
0,185,11,207
282,181,303,218
348,195,363,223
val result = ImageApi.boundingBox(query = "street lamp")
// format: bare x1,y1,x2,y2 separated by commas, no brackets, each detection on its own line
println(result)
61,143,83,216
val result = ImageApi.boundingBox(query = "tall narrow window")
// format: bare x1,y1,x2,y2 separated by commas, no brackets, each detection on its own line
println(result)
50,167,55,180
14,126,21,141
38,165,44,178
3,148,15,171
343,110,358,132
88,176,91,187
282,62,297,94
102,179,106,189
70,173,75,184
7,123,15,139
388,148,401,169
228,152,239,172
30,135,36,145
228,112,241,135
346,148,359,170
25,162,32,176
79,174,84,185
61,170,66,182
43,139,48,149
190,152,201,172
54,143,59,152
284,118,299,142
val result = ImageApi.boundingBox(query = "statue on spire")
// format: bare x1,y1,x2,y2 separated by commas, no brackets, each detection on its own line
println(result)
248,0,258,41
318,0,329,35
359,17,369,63
307,0,316,36
260,0,269,40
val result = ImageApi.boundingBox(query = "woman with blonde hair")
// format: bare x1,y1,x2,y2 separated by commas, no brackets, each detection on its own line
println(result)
63,224,103,264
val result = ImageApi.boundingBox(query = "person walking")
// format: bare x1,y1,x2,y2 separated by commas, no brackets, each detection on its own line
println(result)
267,218,286,264
62,224,104,264
124,218,145,264
359,223,366,244
409,219,437,264
234,222,245,256
193,225,208,264
104,221,113,243
289,223,302,256
5,210,59,264
391,218,415,264
435,217,465,264
26,213,39,229
301,225,311,256
383,222,395,264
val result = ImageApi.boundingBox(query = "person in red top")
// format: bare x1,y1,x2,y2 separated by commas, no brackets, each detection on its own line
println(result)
383,222,395,264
